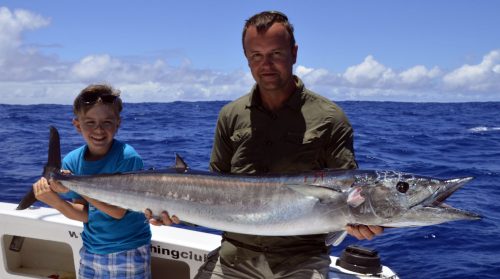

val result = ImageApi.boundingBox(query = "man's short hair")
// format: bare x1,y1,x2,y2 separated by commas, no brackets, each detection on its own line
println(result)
242,11,295,53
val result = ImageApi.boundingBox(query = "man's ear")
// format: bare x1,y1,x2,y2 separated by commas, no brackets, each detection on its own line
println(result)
292,44,298,64
72,118,82,134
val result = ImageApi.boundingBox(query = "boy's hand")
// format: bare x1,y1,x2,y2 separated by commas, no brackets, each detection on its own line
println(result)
48,179,70,193
145,208,180,226
49,170,71,193
33,177,63,205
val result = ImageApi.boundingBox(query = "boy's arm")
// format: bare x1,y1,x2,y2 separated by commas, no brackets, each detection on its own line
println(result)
33,177,88,222
82,196,127,220
85,152,142,220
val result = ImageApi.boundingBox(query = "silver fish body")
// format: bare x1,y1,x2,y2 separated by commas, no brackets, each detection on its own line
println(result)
54,168,480,236
17,127,480,237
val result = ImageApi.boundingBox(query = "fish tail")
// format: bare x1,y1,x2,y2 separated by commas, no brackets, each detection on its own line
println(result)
17,126,62,210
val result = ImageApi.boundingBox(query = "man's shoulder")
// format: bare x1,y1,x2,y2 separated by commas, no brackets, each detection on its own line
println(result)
219,93,251,116
301,88,348,119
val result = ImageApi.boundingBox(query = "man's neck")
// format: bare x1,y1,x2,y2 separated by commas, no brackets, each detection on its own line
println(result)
259,82,296,111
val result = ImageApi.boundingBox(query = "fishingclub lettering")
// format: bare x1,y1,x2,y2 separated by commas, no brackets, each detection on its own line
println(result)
68,230,208,262
151,244,208,262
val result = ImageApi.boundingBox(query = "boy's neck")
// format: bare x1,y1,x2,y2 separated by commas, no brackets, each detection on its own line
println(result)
84,141,114,161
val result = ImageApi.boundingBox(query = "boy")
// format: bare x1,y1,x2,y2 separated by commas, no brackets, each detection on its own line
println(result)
33,84,152,278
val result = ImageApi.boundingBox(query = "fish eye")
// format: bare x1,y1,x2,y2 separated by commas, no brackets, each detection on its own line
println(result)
396,181,409,193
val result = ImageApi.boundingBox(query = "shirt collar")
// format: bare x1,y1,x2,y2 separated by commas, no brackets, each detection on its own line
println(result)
245,75,304,112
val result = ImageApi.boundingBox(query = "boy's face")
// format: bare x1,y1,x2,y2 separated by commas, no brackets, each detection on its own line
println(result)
73,103,121,161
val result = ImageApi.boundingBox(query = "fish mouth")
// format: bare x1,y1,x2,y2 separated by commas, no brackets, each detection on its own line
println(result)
387,176,481,227
431,177,474,205
424,176,481,220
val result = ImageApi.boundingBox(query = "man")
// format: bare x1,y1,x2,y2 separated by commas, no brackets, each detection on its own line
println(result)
195,11,383,279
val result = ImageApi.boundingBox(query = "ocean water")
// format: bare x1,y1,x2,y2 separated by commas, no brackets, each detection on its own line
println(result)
0,101,499,279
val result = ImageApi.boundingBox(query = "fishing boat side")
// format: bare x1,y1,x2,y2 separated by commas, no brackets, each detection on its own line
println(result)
0,202,398,279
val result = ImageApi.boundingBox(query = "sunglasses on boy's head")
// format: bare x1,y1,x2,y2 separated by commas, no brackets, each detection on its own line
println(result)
80,94,118,105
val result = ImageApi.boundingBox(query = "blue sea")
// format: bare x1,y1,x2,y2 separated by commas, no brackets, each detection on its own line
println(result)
0,101,499,278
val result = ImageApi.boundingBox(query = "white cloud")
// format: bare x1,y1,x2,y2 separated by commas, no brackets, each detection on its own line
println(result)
71,55,118,81
443,50,500,92
296,50,500,102
0,7,55,81
295,65,333,85
399,65,441,86
117,71,254,103
295,53,499,101
0,7,49,53
295,65,314,76
493,65,500,74
0,6,499,104
67,54,254,103
343,55,396,87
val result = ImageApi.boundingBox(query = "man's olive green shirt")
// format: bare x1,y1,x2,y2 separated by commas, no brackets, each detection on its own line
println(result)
210,77,357,250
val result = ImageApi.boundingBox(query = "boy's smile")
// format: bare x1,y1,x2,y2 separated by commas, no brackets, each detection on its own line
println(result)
73,103,120,161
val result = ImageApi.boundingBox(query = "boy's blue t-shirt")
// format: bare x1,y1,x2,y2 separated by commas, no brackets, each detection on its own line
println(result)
62,139,151,254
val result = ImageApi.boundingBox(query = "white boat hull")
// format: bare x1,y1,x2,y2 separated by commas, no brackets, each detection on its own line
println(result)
0,202,398,279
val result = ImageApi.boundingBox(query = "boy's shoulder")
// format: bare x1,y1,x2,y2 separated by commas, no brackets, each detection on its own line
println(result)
64,145,86,162
111,140,143,172
113,139,141,160
63,141,143,173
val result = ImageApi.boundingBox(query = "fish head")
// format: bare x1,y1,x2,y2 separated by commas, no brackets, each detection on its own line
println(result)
348,171,481,227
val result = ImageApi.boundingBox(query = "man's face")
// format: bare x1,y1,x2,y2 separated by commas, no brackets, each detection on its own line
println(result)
243,23,297,93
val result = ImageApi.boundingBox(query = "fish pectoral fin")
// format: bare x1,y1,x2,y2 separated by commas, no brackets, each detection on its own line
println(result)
325,231,347,246
286,184,343,204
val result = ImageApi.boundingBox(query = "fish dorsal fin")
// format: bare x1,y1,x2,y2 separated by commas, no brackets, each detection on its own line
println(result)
45,126,62,177
17,126,62,210
287,184,343,204
325,231,348,246
174,153,189,173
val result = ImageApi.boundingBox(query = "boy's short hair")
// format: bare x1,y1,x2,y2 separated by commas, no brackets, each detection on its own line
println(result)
73,84,123,116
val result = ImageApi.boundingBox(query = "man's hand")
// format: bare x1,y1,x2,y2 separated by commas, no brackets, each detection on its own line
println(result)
346,225,384,240
145,208,180,226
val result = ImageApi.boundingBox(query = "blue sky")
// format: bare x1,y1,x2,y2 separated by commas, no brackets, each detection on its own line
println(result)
1,0,499,104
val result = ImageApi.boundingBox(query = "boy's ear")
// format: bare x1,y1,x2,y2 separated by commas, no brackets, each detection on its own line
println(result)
72,118,82,134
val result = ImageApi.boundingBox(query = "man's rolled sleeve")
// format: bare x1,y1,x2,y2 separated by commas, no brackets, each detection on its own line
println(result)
209,112,233,173
326,119,358,170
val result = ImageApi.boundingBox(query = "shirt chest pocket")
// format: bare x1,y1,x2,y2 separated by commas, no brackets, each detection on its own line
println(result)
283,130,325,168
229,128,260,168
285,129,323,145
230,127,253,144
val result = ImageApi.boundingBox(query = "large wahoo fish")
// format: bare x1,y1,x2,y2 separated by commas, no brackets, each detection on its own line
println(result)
18,127,480,242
